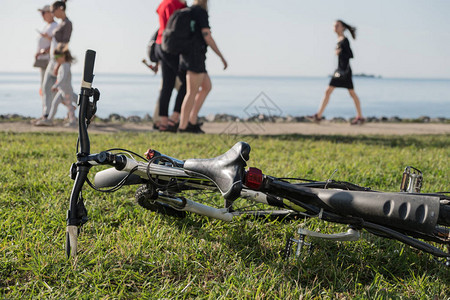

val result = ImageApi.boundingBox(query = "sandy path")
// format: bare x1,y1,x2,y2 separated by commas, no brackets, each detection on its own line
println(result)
1,120,449,136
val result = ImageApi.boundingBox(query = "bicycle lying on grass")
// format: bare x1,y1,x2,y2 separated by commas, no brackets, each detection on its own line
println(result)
66,50,450,266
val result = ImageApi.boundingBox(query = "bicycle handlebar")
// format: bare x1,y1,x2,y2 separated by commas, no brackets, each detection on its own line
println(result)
81,49,96,89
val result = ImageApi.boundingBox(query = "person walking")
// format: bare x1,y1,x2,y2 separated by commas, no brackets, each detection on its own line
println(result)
34,5,58,95
309,20,364,125
36,0,72,125
36,43,77,126
178,0,227,133
154,0,187,132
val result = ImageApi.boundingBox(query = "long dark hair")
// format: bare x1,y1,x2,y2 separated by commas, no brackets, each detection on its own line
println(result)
52,0,67,11
337,20,356,40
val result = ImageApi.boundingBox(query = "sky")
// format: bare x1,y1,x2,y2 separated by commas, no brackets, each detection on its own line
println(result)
1,0,450,78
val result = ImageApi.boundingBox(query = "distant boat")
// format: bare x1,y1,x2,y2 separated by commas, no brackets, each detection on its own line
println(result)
353,73,382,78
328,73,382,78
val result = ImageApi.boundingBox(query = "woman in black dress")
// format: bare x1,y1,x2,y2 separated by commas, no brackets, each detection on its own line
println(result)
310,20,364,125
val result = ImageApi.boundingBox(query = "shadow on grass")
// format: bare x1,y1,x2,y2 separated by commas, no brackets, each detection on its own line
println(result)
164,214,450,289
252,133,450,148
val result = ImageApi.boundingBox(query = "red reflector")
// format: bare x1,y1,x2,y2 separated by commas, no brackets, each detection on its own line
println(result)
145,149,155,160
245,167,263,190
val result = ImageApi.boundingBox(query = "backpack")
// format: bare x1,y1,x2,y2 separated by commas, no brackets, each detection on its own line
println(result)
161,7,195,55
147,29,159,63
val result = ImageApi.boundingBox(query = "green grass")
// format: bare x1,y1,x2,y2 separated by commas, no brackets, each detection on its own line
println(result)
1,131,449,298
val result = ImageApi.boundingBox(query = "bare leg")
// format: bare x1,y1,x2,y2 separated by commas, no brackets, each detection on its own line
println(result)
189,74,212,125
159,116,168,128
153,100,160,126
317,86,335,119
348,89,363,118
179,71,205,130
170,112,180,123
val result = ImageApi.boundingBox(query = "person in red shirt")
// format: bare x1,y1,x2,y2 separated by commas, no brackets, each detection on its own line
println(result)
154,0,187,132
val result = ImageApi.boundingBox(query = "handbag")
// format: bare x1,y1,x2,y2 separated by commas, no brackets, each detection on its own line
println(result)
332,64,351,80
33,57,49,69
147,29,159,63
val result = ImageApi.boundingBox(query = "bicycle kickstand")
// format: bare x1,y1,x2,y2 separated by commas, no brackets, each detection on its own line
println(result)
284,226,360,260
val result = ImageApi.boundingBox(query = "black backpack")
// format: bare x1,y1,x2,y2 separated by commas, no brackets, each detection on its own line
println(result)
162,7,194,55
147,29,159,63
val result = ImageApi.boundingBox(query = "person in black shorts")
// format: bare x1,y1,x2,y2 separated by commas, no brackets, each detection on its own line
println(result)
178,0,228,133
309,20,364,125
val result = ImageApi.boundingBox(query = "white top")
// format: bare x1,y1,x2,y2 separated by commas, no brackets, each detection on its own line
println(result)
37,21,58,60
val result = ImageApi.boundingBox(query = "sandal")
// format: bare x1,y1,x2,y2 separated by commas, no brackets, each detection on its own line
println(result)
178,122,204,134
167,119,179,131
351,117,365,125
190,122,204,134
159,124,177,133
306,114,323,123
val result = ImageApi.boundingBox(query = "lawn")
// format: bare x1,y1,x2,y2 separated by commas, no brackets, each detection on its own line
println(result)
0,131,449,298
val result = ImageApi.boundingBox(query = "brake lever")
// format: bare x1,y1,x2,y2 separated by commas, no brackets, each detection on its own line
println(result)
86,88,100,124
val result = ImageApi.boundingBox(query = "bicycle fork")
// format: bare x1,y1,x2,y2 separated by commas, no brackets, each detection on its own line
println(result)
66,165,90,257
66,49,96,258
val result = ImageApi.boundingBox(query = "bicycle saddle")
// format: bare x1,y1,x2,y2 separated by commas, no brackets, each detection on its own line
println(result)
183,142,251,201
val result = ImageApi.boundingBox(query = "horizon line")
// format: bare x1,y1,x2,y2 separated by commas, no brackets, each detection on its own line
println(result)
0,71,449,81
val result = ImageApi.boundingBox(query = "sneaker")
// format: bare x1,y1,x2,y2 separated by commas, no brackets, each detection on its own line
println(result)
64,121,77,127
31,116,45,125
34,118,54,126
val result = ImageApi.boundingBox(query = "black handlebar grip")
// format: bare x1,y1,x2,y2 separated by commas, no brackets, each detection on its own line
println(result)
81,49,96,88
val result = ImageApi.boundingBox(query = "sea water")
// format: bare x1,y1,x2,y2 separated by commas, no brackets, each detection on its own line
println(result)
0,72,448,119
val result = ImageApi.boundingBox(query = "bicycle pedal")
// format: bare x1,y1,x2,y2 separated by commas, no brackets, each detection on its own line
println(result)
283,237,293,260
284,234,312,260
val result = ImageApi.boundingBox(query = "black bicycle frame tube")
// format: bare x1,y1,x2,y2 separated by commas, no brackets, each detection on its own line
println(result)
263,176,450,258
78,49,96,155
67,50,96,227
261,177,321,205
